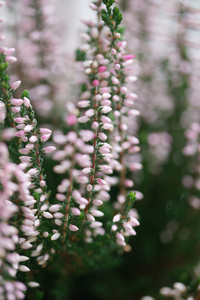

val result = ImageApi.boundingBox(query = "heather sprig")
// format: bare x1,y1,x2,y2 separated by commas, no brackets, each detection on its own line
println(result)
52,0,141,251
0,0,142,298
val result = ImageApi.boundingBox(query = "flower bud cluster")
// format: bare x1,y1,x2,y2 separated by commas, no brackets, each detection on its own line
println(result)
0,6,61,296
52,0,141,248
0,0,142,297
160,282,189,299
182,123,200,209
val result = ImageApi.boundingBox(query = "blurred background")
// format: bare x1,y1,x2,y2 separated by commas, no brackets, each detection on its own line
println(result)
3,0,200,299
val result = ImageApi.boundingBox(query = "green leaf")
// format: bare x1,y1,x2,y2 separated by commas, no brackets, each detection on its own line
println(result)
75,49,86,61
123,191,137,215
112,6,122,26
35,291,44,300
21,90,30,99
102,0,115,6
117,26,126,35
101,9,113,31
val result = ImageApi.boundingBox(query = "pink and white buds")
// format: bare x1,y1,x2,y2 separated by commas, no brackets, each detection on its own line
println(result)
92,79,99,87
123,55,135,61
11,80,21,90
11,98,23,106
51,232,60,241
44,146,56,153
69,225,79,232
23,97,31,108
6,56,17,63
40,128,52,135
71,207,81,216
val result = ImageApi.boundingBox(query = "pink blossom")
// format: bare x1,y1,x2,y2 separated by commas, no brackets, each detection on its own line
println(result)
23,97,30,108
11,98,23,106
69,224,79,232
92,79,99,86
97,178,107,186
29,136,37,143
101,106,112,114
98,66,107,72
6,56,17,63
123,55,135,61
11,80,21,90
44,146,56,154
14,117,25,123
40,128,52,135
41,133,51,142
71,207,81,216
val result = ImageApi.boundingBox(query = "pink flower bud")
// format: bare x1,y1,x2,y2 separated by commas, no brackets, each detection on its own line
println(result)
42,212,53,219
101,106,112,114
112,77,119,85
97,178,107,186
113,214,121,222
112,95,119,102
102,93,111,99
123,55,135,61
90,221,103,228
11,98,23,106
78,100,90,108
93,199,103,206
116,232,125,242
14,117,25,124
6,56,17,63
87,184,93,192
29,136,37,143
19,156,31,163
49,204,61,212
66,114,77,125
11,80,21,90
82,167,91,174
98,66,107,73
120,87,127,94
19,265,30,272
51,232,60,241
111,48,117,55
23,97,30,107
99,132,107,141
101,116,112,124
24,125,33,132
71,207,81,216
28,282,40,288
40,180,46,187
5,48,15,55
56,194,66,201
19,148,30,155
101,100,111,106
91,210,104,217
78,116,89,123
69,224,79,232
40,128,52,134
102,123,113,130
41,133,51,142
92,79,99,87
92,121,99,129
44,146,56,153
15,130,25,137
129,217,140,227
87,214,95,222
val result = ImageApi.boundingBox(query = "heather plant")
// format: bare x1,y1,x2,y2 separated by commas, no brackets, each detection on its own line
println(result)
1,0,200,299
0,0,141,299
